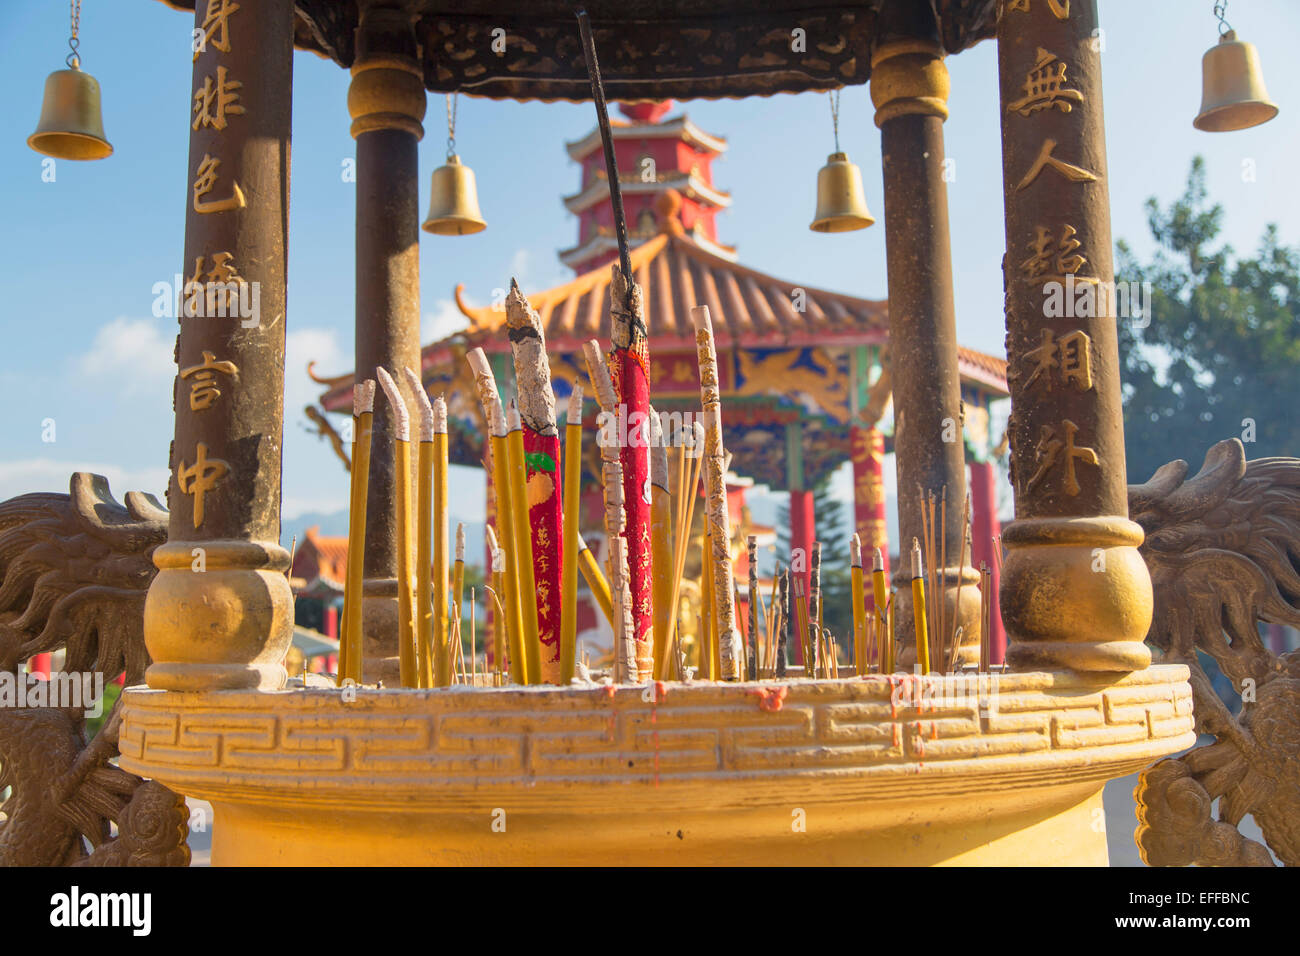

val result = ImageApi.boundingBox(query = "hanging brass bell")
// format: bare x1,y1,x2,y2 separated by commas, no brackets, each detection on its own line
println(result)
1193,30,1278,132
28,67,113,160
810,152,874,233
422,154,487,236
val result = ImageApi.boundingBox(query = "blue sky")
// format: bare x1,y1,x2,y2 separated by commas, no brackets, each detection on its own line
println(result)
2,0,1298,551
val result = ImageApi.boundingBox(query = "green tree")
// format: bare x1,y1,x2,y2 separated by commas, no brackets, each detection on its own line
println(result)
1116,157,1300,482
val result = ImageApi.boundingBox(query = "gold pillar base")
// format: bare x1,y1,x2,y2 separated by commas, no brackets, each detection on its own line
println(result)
1001,516,1153,673
121,666,1193,865
143,541,293,692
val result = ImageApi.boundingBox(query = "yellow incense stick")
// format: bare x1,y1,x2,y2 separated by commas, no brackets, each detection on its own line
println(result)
486,525,509,677
850,534,866,676
871,547,888,674
376,368,417,688
467,349,528,685
404,368,435,689
661,424,704,680
432,397,451,687
560,386,583,683
506,400,542,685
340,381,374,686
452,521,465,683
576,532,615,628
886,588,896,675
699,530,715,679
911,538,931,675
648,409,675,681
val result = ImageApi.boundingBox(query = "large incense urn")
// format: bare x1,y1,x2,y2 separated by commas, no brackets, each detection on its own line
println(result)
120,665,1192,865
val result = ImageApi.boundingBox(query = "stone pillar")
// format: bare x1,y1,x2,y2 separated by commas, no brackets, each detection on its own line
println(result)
349,7,426,683
870,24,980,667
969,458,1005,664
143,0,295,691
996,0,1151,672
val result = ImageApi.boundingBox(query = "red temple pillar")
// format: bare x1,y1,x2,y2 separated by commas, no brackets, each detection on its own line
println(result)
789,488,815,666
850,425,891,610
970,459,1005,665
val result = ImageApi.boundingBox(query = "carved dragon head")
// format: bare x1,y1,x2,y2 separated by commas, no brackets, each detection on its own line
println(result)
0,473,166,684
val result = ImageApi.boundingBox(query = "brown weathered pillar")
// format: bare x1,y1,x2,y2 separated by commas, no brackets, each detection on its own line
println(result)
996,0,1151,672
144,0,295,691
870,15,980,668
349,6,426,683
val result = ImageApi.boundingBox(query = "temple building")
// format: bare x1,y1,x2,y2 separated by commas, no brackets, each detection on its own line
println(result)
312,99,1009,662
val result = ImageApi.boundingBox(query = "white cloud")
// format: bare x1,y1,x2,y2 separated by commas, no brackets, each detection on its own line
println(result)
74,318,174,394
285,326,346,416
422,297,469,343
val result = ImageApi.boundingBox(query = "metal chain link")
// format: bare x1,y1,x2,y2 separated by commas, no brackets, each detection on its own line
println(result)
1214,0,1232,36
446,93,458,159
829,89,841,153
67,0,81,69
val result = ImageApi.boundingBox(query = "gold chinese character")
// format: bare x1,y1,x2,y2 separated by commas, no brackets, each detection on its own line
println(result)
1007,0,1070,18
1016,139,1098,192
1008,49,1084,116
1020,224,1088,283
192,154,246,214
193,65,245,131
177,442,230,528
180,351,238,411
1058,330,1092,389
193,0,240,61
183,252,247,316
1026,420,1098,496
1023,329,1093,392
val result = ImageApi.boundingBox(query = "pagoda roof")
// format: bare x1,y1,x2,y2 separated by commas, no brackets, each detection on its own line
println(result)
314,198,1007,416
558,227,738,272
563,169,732,215
565,114,729,160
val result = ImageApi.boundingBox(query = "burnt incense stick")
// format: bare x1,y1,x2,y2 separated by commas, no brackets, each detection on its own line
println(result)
506,281,564,683
575,8,632,286
691,305,742,680
560,385,583,684
376,367,418,688
339,379,374,687
809,541,823,677
582,339,634,681
851,534,866,676
486,523,507,676
575,531,615,629
467,349,528,684
505,399,542,684
404,367,436,689
650,410,675,681
776,569,789,678
910,538,931,675
747,535,759,681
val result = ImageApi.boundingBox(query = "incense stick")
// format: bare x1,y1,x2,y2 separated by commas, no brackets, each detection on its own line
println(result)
809,541,823,677
505,399,542,684
746,535,759,681
910,538,931,675
650,409,676,681
507,281,564,683
776,569,789,678
576,532,615,628
376,368,418,688
583,339,635,682
339,379,374,686
560,385,583,683
467,349,528,685
850,534,866,676
404,368,436,689
691,306,742,680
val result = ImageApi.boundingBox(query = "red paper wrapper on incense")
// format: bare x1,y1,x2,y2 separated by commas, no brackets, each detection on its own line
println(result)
607,266,654,681
505,279,563,683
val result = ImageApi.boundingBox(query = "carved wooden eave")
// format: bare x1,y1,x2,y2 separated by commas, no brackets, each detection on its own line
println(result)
153,0,1000,101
